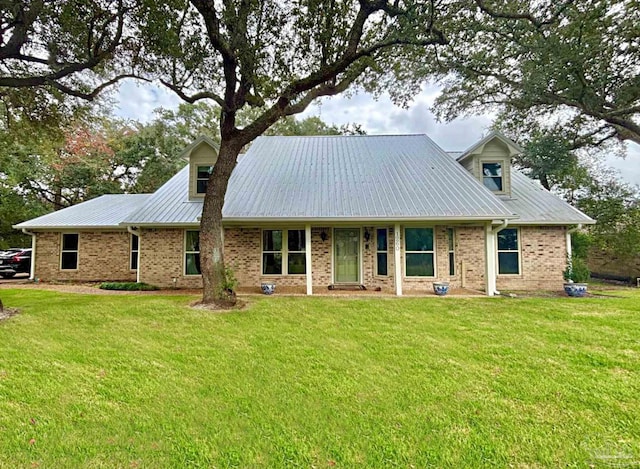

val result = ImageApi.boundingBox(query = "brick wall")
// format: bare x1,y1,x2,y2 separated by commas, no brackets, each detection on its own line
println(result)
34,224,568,292
496,226,567,291
34,231,135,282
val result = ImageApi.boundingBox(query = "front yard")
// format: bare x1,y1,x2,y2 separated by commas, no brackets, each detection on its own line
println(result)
0,288,639,468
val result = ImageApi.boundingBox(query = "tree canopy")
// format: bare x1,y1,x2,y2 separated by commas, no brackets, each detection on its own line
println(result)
433,0,640,147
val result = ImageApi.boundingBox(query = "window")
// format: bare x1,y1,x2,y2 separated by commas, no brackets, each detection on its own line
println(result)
448,228,455,276
130,234,139,270
61,233,79,270
497,228,520,275
376,228,388,276
482,162,503,191
185,230,201,275
196,165,213,194
262,229,306,275
405,228,435,277
287,230,306,274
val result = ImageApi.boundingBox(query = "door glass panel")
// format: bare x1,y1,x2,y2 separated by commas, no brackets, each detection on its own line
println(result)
334,228,359,283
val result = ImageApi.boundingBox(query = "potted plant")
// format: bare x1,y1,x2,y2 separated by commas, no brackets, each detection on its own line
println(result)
433,281,450,296
563,255,590,297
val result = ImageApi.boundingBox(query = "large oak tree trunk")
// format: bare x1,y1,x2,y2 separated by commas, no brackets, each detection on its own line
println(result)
199,136,244,305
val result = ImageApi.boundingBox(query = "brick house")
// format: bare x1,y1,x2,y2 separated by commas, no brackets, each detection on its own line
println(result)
14,133,594,295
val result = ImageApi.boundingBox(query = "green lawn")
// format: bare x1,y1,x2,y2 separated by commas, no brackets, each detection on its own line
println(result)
0,288,639,468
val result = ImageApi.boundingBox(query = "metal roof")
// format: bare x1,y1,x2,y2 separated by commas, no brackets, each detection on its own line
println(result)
14,194,151,230
124,134,517,224
503,170,594,224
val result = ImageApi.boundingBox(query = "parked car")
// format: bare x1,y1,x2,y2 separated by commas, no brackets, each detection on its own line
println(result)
0,248,31,278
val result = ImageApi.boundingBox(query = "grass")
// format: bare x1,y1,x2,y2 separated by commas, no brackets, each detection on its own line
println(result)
0,288,639,468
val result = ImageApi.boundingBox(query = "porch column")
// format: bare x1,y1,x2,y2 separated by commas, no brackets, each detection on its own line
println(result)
29,231,36,281
394,223,402,296
136,231,141,284
305,224,312,295
566,228,572,260
485,223,497,296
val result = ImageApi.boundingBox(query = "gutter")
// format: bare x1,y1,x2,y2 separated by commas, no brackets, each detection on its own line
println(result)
127,226,141,284
21,228,36,281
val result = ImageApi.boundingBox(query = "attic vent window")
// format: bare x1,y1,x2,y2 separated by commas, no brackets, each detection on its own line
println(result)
196,166,213,194
482,162,503,191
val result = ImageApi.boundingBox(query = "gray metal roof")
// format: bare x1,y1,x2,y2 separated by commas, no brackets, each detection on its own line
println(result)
14,194,151,230
504,170,594,224
124,134,517,224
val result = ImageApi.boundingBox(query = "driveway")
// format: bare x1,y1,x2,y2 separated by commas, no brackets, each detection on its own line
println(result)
0,273,30,285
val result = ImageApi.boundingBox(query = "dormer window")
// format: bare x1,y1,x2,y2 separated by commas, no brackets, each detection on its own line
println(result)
196,166,213,194
482,162,503,192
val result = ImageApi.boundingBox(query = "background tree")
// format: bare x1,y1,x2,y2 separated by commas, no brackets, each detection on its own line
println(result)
433,0,640,147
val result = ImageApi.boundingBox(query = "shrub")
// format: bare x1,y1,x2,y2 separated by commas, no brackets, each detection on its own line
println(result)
563,255,591,283
99,282,159,291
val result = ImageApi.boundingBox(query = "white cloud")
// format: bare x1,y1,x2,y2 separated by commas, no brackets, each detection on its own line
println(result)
113,79,181,123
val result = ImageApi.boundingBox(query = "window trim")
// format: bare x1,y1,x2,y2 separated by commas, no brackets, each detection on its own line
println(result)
60,232,79,271
261,229,307,276
496,227,521,276
375,227,389,277
130,233,139,271
404,227,436,278
447,227,455,277
184,230,201,276
481,160,504,193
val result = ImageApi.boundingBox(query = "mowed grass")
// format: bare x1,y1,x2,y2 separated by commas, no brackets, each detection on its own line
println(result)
0,289,639,468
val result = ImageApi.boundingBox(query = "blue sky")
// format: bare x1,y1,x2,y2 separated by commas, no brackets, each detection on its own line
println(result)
115,80,640,186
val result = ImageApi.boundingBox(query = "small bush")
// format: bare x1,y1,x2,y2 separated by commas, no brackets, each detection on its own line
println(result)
99,282,159,291
563,255,591,283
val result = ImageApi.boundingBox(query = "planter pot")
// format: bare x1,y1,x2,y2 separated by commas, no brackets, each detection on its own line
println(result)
261,283,276,295
433,282,450,296
564,282,588,297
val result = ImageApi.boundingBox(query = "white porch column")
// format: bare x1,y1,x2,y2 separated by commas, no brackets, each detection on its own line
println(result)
305,224,312,295
394,223,403,296
136,231,141,284
28,231,36,281
566,229,572,260
485,223,497,296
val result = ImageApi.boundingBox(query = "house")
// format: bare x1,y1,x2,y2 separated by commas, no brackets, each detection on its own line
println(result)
14,132,594,295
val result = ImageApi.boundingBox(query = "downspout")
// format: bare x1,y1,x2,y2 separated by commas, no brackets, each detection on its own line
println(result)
492,219,509,234
566,223,583,261
127,226,141,283
21,229,36,281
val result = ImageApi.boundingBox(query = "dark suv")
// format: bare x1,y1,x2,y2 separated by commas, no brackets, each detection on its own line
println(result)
0,248,32,278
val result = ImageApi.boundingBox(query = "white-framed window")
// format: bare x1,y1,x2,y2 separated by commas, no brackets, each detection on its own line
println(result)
448,228,455,276
130,233,139,271
262,229,306,275
497,228,520,275
60,233,79,270
196,165,213,194
482,162,503,191
404,227,435,277
376,228,388,276
184,230,201,275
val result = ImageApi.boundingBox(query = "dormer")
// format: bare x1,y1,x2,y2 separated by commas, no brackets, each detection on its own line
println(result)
181,135,219,199
457,131,522,197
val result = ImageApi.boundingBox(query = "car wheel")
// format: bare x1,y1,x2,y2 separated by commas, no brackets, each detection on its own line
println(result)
0,273,16,279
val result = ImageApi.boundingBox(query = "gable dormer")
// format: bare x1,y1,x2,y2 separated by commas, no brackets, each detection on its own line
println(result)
457,131,522,197
181,135,219,199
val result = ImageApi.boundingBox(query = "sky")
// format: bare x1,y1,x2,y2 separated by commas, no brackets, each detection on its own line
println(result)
115,80,640,186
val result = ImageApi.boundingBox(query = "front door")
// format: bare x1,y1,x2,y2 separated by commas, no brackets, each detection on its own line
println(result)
334,228,360,283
